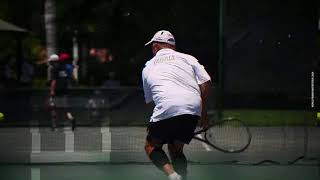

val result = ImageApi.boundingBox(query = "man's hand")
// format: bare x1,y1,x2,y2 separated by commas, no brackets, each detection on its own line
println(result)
199,80,211,129
200,110,209,129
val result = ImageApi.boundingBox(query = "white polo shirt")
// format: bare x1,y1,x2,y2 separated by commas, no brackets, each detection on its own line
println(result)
142,48,211,122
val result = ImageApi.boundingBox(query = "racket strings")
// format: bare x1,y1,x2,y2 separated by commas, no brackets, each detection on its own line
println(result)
206,120,250,152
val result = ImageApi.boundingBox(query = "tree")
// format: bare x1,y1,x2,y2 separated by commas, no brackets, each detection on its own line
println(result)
44,0,57,80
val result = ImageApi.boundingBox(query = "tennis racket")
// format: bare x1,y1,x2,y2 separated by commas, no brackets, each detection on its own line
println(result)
193,116,251,153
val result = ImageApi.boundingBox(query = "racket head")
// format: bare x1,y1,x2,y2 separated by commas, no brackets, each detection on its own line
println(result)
203,118,251,153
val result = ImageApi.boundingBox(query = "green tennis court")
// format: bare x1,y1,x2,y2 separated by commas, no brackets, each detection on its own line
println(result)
0,123,319,180
1,164,319,180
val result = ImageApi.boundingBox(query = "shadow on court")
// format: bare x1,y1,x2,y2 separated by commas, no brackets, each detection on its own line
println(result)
0,164,319,180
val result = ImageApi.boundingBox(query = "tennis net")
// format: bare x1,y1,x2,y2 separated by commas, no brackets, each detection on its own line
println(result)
0,88,319,165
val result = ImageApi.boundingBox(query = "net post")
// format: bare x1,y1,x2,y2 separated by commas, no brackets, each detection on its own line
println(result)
217,0,225,121
303,111,309,158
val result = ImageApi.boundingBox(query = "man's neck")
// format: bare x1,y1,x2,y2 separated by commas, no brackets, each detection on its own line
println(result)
157,48,174,53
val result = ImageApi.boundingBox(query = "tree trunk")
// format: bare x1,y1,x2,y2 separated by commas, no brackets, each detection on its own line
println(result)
72,31,79,82
44,0,57,80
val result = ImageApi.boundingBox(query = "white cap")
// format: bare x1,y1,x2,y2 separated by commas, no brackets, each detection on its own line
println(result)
145,30,176,46
48,54,59,62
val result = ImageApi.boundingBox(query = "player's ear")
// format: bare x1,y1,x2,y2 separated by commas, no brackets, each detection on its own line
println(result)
152,43,158,49
152,43,159,55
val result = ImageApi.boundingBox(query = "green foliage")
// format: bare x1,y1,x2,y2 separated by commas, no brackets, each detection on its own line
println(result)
0,1,9,20
0,0,43,62
0,34,17,63
0,0,220,85
23,37,42,61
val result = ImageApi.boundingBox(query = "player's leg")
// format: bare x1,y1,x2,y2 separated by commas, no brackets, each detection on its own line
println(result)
50,108,57,130
168,114,199,180
66,111,75,130
145,120,182,180
168,143,187,180
61,93,75,130
65,94,75,131
145,138,171,173
145,138,181,180
48,96,57,130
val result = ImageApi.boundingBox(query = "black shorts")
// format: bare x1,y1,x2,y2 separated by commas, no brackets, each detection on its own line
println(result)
55,88,68,96
52,94,70,108
147,114,199,144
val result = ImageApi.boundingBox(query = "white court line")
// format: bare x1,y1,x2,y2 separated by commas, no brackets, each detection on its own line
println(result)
31,128,41,153
101,127,111,152
196,134,212,151
31,168,40,180
64,128,74,152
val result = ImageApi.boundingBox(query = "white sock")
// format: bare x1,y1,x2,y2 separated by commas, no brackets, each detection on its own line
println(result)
168,172,182,180
67,112,74,120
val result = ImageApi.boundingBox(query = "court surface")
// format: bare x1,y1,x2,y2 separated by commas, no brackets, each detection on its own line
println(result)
1,164,319,180
1,109,319,180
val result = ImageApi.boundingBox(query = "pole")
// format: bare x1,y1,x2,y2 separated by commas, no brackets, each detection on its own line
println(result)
72,30,79,82
16,34,23,83
44,0,57,81
217,0,225,120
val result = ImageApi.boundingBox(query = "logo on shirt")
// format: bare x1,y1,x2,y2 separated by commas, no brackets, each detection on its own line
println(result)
154,55,175,64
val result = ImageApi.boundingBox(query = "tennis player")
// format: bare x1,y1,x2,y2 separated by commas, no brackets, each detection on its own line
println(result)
48,53,75,131
142,30,211,180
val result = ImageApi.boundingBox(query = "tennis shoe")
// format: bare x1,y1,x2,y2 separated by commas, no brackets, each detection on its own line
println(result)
168,172,182,180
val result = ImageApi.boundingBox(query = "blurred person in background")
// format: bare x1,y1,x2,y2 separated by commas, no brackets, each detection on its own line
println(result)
102,71,120,87
20,58,35,87
48,53,75,131
0,62,4,88
86,48,119,125
88,48,118,87
4,58,17,87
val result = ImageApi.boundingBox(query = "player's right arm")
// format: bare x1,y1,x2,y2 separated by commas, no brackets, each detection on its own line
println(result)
187,55,212,128
142,67,153,105
199,80,211,128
